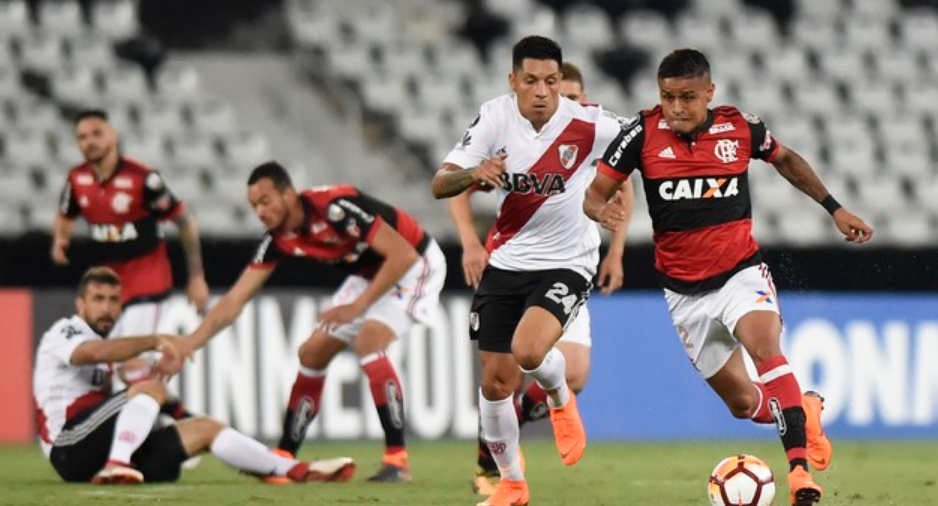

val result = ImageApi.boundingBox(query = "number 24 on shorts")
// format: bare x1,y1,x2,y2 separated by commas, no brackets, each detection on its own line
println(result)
545,282,578,315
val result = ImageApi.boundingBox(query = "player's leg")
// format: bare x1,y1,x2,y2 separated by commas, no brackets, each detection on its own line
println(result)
352,319,411,482
92,379,167,484
49,394,128,482
513,270,591,467
706,347,774,423
167,417,355,483
277,329,347,457
477,350,528,506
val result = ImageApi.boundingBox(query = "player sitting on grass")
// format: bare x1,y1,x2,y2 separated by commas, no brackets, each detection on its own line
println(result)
33,266,356,485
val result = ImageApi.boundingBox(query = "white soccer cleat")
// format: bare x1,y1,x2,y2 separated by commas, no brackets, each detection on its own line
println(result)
296,457,357,483
91,465,144,485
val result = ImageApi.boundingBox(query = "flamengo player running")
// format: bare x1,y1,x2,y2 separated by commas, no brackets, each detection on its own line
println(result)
34,266,354,485
162,162,446,483
584,49,873,506
432,36,627,506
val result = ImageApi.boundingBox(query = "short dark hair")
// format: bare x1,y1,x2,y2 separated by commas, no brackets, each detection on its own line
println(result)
512,35,562,72
561,62,584,88
74,109,109,125
78,266,120,297
248,161,293,191
657,48,711,80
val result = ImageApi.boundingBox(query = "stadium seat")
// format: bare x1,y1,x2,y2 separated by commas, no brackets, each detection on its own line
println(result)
38,0,85,37
559,5,614,50
135,97,187,137
871,49,924,84
673,11,726,55
50,66,99,108
736,78,789,120
52,130,84,166
90,0,141,40
0,37,15,69
708,50,755,85
348,3,397,45
10,99,62,132
101,63,150,103
429,41,483,80
188,96,238,135
192,204,245,236
790,80,842,114
849,81,900,117
19,32,67,73
68,33,117,71
0,68,23,100
155,63,202,99
510,6,558,41
162,170,206,205
842,16,893,51
817,48,870,82
727,8,780,51
169,133,220,169
417,75,465,113
850,0,900,18
25,202,59,231
0,0,30,37
121,130,168,168
327,42,374,82
899,82,938,116
790,17,840,50
619,10,673,52
220,130,272,169
898,8,938,51
0,199,24,234
775,210,831,246
287,0,340,49
0,170,36,207
379,44,430,78
361,76,412,115
397,107,443,148
853,175,910,215
793,0,844,20
484,0,537,22
880,210,935,247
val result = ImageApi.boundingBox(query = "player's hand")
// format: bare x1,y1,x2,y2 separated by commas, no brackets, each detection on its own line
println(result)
598,190,628,231
317,303,364,333
187,275,210,313
152,335,184,378
597,253,624,295
472,153,507,189
462,241,489,289
832,208,874,244
51,237,70,265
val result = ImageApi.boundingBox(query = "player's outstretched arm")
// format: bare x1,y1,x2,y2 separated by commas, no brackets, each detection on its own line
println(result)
186,266,273,352
71,334,181,366
431,155,506,199
448,191,489,288
317,222,419,330
173,211,210,311
51,214,75,266
771,145,874,243
597,179,634,295
584,172,629,232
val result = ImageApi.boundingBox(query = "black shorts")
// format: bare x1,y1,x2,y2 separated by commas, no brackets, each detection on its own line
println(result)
469,267,591,353
49,392,188,483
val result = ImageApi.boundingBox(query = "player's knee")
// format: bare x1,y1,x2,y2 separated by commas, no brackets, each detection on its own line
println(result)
297,339,329,370
481,380,515,400
511,342,548,371
128,379,167,404
726,394,758,419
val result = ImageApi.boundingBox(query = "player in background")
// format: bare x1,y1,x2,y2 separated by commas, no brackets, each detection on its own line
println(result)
584,48,873,506
51,109,208,422
34,266,355,485
461,61,635,495
159,162,446,483
432,36,628,506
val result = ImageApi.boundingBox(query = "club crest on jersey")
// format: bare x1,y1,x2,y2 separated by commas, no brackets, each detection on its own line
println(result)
111,191,133,214
658,177,740,201
558,144,579,169
714,139,739,163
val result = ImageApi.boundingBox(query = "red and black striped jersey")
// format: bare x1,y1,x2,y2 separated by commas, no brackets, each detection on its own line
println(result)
59,157,184,262
598,105,781,293
249,185,430,279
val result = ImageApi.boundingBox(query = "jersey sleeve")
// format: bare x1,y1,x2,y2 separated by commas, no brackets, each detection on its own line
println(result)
743,112,781,162
593,108,634,161
142,170,184,220
324,192,386,244
597,116,645,181
442,105,498,169
248,233,283,269
48,321,99,365
58,178,80,218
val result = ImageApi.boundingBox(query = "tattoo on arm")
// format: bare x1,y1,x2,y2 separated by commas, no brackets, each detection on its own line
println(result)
432,165,477,199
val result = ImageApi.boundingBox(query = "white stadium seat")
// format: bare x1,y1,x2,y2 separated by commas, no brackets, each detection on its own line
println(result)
38,0,85,37
0,0,30,36
90,0,141,40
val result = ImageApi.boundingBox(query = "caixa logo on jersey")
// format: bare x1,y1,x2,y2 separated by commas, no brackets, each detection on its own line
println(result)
658,177,740,201
500,172,566,196
90,222,138,242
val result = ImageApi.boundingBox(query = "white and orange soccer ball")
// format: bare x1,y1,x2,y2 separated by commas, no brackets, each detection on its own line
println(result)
708,454,776,506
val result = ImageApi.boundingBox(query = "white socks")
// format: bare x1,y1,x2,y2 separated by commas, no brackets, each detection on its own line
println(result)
522,347,570,409
210,427,297,476
479,392,523,481
108,394,160,464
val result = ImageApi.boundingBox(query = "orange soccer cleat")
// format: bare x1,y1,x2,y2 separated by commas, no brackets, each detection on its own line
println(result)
475,479,529,506
548,394,587,466
787,466,823,506
802,391,833,471
367,450,412,483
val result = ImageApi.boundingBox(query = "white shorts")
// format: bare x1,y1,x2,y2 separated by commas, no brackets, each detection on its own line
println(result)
328,239,446,343
557,305,591,347
663,263,780,379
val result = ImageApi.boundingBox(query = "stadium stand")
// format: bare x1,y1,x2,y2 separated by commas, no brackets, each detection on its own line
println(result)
1,0,936,247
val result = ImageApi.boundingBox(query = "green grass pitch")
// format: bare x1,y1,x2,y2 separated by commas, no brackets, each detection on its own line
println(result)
0,439,934,505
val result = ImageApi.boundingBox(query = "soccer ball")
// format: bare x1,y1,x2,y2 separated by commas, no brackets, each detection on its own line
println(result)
708,454,776,506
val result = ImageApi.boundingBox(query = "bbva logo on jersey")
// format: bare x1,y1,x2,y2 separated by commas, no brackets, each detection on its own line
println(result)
500,172,566,196
658,177,740,201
